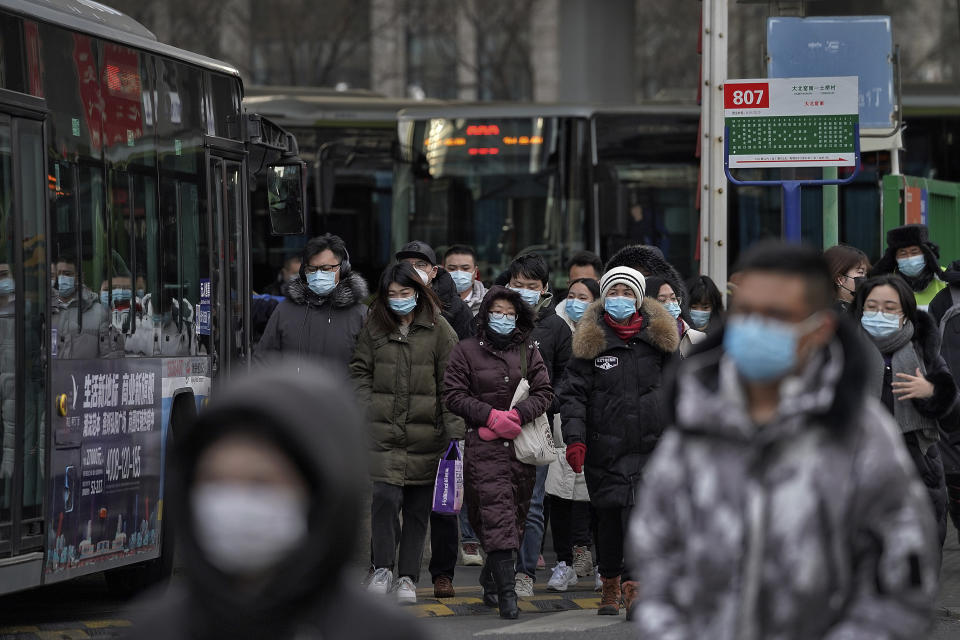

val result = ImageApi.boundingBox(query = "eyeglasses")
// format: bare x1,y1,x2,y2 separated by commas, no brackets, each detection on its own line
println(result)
489,312,517,321
304,263,341,274
411,260,432,271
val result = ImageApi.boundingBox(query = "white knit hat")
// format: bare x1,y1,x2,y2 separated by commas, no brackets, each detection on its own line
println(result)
600,266,646,309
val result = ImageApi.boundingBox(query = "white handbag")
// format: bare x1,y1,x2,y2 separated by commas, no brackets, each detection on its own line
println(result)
509,347,559,466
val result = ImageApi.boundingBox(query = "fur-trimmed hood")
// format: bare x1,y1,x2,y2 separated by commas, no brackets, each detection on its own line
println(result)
286,271,368,309
605,244,691,322
572,296,680,359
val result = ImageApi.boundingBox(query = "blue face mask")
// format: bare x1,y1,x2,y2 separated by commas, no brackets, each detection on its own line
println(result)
388,295,417,316
897,254,926,278
565,298,589,323
690,309,711,329
57,275,76,297
861,310,902,338
604,296,637,321
664,301,682,319
510,286,541,308
306,270,336,296
449,270,473,294
0,277,14,296
488,313,517,335
723,314,816,382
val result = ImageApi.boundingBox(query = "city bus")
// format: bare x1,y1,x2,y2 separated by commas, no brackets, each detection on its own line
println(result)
241,88,437,290
392,103,702,290
0,0,304,594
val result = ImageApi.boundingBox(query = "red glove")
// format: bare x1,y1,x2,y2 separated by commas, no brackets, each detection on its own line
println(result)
478,426,498,441
486,409,522,440
566,442,586,473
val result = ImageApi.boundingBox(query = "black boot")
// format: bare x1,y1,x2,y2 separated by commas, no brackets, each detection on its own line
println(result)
488,550,519,620
480,560,498,608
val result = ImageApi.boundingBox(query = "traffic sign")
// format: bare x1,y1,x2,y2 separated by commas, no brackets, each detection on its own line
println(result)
725,76,859,168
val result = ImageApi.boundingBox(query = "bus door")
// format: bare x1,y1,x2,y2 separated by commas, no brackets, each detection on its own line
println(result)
0,89,48,591
205,138,249,377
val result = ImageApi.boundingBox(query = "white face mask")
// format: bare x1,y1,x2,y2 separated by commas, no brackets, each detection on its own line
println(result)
192,483,308,575
416,268,431,285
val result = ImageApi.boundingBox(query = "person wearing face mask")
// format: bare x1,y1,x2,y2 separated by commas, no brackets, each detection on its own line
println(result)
824,244,870,314
397,241,474,340
122,364,425,640
444,244,487,316
256,234,368,371
349,262,463,604
628,242,939,640
854,274,958,546
868,224,947,311
51,251,109,359
685,274,725,334
648,276,705,358
395,241,474,595
559,266,679,618
555,277,600,331
443,286,554,619
505,253,572,596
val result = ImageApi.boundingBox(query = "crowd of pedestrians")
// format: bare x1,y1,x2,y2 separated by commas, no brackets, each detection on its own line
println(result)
134,224,960,638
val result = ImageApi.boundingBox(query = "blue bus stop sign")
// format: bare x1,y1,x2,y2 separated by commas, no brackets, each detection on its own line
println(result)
767,17,894,129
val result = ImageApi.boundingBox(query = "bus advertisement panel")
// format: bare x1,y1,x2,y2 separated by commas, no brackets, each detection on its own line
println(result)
46,359,163,579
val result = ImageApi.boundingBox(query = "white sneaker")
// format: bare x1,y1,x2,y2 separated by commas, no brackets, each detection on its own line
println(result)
396,576,417,604
460,542,483,566
594,566,602,592
547,561,578,592
367,567,393,595
515,572,534,597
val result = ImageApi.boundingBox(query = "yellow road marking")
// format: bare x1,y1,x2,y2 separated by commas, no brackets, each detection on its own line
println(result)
411,603,457,617
83,619,133,628
0,627,41,633
37,630,89,639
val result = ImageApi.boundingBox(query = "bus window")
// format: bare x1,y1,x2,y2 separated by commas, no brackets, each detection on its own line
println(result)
0,120,13,542
179,181,205,356
129,173,160,356
19,118,46,520
155,58,202,176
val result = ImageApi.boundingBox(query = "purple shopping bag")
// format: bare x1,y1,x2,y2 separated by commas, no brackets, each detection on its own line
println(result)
432,441,463,514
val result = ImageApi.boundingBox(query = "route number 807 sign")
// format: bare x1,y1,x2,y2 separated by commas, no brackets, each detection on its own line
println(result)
724,76,859,169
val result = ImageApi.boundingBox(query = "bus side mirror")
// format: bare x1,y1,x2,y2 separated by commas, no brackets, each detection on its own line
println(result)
266,161,306,235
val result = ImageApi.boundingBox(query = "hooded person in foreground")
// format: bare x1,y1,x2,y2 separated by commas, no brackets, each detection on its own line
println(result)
629,242,939,640
122,364,425,640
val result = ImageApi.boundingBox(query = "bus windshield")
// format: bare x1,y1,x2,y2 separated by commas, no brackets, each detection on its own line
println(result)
593,111,700,278
394,117,572,285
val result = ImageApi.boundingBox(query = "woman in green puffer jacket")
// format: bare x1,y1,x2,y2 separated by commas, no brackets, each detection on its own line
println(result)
350,261,464,602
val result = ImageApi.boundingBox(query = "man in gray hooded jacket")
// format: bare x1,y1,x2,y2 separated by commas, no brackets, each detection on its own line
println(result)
630,242,939,639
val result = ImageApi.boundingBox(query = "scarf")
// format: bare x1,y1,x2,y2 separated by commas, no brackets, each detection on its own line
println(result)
869,319,940,450
604,311,643,341
901,267,937,293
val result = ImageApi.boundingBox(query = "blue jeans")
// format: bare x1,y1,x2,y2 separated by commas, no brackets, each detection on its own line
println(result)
516,464,548,579
459,503,478,543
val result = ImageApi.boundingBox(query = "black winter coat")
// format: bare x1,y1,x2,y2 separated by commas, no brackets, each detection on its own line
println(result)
254,273,368,371
443,286,553,551
122,365,424,640
930,260,960,388
560,297,679,508
433,269,475,340
532,293,572,414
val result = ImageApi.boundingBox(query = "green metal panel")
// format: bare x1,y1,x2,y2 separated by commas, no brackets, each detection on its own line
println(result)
880,175,960,266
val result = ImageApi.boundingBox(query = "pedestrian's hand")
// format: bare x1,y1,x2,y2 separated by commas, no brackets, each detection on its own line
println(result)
893,368,935,400
566,442,586,473
507,409,522,425
478,427,498,441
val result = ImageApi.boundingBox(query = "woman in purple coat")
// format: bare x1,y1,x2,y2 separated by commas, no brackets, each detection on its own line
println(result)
443,286,553,619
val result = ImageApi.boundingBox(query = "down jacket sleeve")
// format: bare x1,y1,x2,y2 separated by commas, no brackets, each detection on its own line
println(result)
435,319,465,441
349,326,375,409
821,404,940,640
254,304,282,363
514,346,554,425
443,342,493,426
559,356,592,446
914,353,959,420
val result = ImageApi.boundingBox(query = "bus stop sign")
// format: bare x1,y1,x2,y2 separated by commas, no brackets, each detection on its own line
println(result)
723,76,861,243
725,76,859,168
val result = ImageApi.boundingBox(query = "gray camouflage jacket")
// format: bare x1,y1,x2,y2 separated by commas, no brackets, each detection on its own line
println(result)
629,319,939,640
